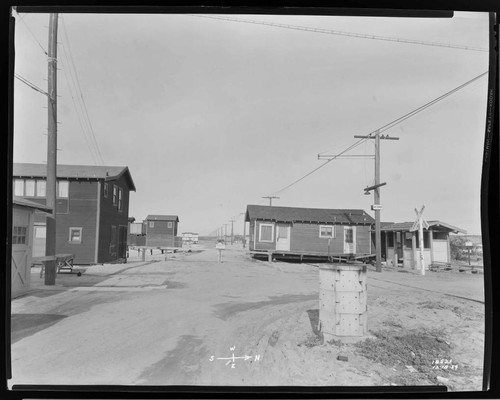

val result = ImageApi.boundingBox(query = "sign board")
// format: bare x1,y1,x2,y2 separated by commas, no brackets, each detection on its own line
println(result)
216,242,226,250
465,241,473,247
371,204,383,211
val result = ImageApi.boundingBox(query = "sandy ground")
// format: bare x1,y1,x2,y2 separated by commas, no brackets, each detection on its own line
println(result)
9,243,484,391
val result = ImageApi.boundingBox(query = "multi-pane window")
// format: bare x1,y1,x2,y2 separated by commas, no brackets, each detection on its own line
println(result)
319,225,335,238
69,227,82,243
104,183,108,198
14,179,24,196
149,221,154,228
113,185,118,205
25,180,36,196
12,226,28,244
259,223,274,242
118,188,123,210
57,180,69,198
404,232,413,248
36,180,46,197
167,222,172,228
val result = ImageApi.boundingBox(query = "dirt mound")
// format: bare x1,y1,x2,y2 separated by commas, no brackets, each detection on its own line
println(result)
354,328,451,371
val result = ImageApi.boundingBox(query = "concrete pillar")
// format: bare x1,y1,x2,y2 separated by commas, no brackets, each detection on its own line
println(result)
319,264,368,341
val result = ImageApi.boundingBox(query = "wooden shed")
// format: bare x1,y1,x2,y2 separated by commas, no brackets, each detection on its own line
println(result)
11,196,52,298
381,221,466,269
245,205,375,261
144,215,181,248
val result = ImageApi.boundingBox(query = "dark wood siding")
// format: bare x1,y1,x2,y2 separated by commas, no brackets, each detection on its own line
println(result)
290,223,371,255
145,220,178,247
248,219,372,256
55,180,98,264
97,175,131,263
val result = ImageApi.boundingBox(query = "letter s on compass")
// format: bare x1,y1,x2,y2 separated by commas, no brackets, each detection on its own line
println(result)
209,356,214,362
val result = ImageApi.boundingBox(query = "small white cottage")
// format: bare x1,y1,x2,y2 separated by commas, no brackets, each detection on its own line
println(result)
11,196,51,298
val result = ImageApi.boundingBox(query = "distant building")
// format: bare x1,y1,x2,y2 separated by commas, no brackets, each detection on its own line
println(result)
182,232,199,244
13,163,136,264
245,205,375,261
144,215,181,247
381,220,466,268
11,196,52,297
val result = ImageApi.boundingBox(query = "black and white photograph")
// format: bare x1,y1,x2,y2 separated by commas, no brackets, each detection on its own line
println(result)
6,5,495,394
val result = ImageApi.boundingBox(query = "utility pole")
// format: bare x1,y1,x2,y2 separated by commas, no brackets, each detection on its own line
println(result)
230,219,235,245
355,131,399,272
224,224,228,243
45,13,58,285
262,196,279,206
240,212,246,248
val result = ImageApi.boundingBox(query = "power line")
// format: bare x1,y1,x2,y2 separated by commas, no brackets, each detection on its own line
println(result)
59,50,100,165
60,15,104,165
190,14,488,53
15,10,48,55
267,70,488,197
14,73,48,96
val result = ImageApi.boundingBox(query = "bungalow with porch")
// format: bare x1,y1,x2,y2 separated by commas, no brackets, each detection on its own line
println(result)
381,220,466,269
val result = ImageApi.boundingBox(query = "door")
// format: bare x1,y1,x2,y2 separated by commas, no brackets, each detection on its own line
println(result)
433,240,449,263
109,225,117,258
276,224,291,251
33,224,46,257
118,225,127,259
12,209,32,297
343,226,356,254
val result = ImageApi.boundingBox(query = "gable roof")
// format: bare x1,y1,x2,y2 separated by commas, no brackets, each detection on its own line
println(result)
381,221,466,234
13,163,136,191
145,215,179,222
12,196,52,213
245,205,374,225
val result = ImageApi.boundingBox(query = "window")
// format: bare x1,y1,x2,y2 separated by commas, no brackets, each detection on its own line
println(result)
57,180,69,198
69,227,82,243
404,232,413,248
113,185,118,205
103,183,108,198
118,188,123,210
168,222,172,228
14,179,24,196
259,223,274,242
12,226,28,245
345,227,354,244
36,180,46,197
25,179,35,196
387,233,394,247
415,231,431,249
34,226,46,238
319,225,335,238
149,221,154,228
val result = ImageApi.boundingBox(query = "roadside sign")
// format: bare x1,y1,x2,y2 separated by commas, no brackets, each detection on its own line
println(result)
465,241,473,247
371,204,383,211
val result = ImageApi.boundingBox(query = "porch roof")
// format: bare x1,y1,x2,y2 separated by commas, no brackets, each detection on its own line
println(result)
381,220,466,234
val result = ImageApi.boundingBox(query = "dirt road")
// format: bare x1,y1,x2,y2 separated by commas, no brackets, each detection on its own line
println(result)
9,244,484,390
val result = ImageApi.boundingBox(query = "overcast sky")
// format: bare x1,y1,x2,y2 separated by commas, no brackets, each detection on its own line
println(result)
12,10,490,235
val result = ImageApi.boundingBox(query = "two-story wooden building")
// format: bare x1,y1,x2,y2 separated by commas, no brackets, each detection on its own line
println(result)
245,205,375,261
13,163,136,265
